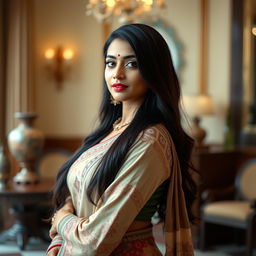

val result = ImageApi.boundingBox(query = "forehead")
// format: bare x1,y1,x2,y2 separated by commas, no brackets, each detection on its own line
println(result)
107,38,135,56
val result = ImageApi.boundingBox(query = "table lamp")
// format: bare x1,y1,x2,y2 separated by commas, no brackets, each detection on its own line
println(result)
182,94,214,146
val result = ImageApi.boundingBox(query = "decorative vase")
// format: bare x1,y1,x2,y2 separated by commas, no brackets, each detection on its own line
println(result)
8,112,44,184
0,143,11,189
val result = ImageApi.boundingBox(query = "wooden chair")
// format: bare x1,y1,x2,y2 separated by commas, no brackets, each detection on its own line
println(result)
37,149,71,179
200,158,256,256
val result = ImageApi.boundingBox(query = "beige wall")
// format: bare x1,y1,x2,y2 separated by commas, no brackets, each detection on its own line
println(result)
34,0,102,137
163,0,201,94
206,0,231,143
34,0,231,143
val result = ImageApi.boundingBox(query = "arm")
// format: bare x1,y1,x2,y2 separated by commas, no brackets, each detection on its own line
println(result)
53,137,171,256
50,197,74,239
48,198,74,254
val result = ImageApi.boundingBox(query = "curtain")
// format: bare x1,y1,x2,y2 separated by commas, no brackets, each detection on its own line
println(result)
0,0,5,144
4,0,35,134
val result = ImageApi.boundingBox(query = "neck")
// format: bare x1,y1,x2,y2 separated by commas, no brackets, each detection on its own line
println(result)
120,100,143,124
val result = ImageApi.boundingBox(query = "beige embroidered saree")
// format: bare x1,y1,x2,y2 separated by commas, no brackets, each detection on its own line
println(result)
52,124,194,255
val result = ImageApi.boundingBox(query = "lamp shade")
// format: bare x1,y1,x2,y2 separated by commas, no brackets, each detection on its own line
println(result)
182,94,214,117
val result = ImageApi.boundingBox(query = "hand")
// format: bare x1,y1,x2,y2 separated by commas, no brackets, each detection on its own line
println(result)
49,197,74,239
46,245,61,256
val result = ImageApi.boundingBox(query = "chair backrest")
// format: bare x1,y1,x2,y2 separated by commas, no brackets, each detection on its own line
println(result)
235,158,256,201
37,149,71,179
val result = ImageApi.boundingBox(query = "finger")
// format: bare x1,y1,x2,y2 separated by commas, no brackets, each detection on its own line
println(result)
47,246,60,256
49,231,56,239
51,213,56,225
49,231,56,240
49,247,60,256
63,201,74,212
49,227,57,239
65,195,72,203
65,198,73,207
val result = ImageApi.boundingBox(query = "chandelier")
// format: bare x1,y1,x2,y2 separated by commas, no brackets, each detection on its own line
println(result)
86,0,165,24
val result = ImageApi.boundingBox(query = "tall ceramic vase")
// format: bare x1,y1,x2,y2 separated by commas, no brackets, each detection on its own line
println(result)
8,112,44,184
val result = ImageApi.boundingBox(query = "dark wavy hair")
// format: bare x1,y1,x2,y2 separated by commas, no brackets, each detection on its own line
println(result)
52,23,197,222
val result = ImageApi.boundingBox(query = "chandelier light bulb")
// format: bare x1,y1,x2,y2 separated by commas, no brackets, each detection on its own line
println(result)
106,0,115,8
86,0,165,23
143,0,153,5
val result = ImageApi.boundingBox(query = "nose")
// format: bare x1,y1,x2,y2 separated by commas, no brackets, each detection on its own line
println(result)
113,65,125,80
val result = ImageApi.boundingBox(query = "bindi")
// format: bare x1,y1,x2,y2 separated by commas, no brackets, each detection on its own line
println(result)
117,54,120,57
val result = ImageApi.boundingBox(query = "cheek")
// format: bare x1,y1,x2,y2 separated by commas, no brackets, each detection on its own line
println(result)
133,75,148,92
138,84,148,95
104,69,111,85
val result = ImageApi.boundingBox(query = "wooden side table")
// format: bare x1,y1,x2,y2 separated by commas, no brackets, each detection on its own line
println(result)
0,178,55,250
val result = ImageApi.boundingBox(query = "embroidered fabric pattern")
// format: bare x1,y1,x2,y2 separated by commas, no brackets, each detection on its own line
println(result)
111,228,162,256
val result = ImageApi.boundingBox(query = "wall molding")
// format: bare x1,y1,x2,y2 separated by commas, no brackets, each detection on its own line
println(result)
44,136,84,153
199,0,209,95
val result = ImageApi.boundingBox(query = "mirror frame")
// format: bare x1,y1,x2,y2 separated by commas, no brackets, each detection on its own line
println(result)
231,0,256,145
230,0,244,144
147,19,185,78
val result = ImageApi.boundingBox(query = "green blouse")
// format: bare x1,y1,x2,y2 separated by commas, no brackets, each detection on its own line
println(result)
135,180,168,221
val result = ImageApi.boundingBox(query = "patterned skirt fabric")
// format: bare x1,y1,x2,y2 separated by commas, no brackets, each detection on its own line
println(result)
111,227,163,256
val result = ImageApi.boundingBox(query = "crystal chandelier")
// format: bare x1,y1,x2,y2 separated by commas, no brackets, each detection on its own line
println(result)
86,0,165,24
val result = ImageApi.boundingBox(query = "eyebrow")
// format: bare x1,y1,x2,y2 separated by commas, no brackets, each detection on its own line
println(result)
106,54,136,60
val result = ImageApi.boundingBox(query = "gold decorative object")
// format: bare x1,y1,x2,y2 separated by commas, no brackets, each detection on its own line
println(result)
8,112,44,185
44,46,74,90
113,118,131,131
86,0,165,23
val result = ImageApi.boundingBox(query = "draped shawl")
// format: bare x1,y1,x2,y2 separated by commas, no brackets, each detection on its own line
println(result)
50,124,194,255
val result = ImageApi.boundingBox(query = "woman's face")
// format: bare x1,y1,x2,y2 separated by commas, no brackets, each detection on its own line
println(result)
104,38,148,106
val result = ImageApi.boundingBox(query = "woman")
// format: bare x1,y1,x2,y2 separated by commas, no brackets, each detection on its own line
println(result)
47,23,196,256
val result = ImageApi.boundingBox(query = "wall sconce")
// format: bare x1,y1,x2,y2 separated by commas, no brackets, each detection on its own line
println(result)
252,25,256,36
44,46,74,90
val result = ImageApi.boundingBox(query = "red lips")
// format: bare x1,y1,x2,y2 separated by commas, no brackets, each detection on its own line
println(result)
112,83,128,92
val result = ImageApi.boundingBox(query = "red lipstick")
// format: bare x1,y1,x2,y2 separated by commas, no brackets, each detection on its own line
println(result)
112,83,128,92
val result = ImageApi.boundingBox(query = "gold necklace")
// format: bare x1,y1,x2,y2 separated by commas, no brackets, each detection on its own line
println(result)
113,118,131,131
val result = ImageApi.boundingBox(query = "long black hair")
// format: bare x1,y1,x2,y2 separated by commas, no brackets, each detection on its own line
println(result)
52,23,197,222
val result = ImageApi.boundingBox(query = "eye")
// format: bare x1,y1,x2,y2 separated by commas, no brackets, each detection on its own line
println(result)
105,60,116,68
126,60,138,68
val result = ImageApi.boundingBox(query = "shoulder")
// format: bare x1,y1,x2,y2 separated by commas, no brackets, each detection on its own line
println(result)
139,124,174,161
141,124,172,145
